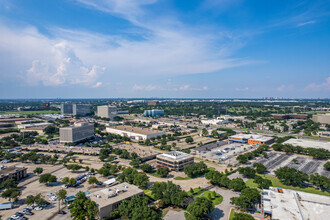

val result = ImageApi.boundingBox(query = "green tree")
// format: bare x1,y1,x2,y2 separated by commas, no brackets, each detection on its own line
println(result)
88,177,99,187
129,158,141,168
62,177,69,185
39,173,57,184
324,161,330,170
274,167,309,186
231,188,261,210
69,178,77,186
56,189,67,213
202,128,209,137
140,163,153,173
253,163,267,174
185,197,214,220
211,130,219,138
0,179,17,189
229,178,246,191
69,191,99,220
33,167,43,176
151,181,187,207
185,136,194,144
25,193,46,206
184,162,208,178
1,188,21,202
233,212,254,220
156,167,170,178
253,176,272,189
238,167,256,178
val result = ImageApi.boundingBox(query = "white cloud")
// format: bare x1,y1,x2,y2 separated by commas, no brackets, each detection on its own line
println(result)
297,20,316,27
235,87,249,91
305,77,330,90
132,84,208,92
277,84,294,92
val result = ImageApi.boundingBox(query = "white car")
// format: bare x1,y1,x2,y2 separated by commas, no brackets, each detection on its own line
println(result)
34,206,43,210
47,192,55,196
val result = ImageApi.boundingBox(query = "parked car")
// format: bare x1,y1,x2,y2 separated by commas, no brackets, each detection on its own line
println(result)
58,211,67,214
34,206,43,211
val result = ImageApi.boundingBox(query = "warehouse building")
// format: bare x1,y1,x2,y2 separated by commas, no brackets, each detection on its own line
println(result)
106,125,165,140
144,109,164,117
273,114,308,120
0,166,28,184
97,105,117,120
60,122,94,143
312,114,330,124
228,134,274,145
156,151,194,171
261,187,330,220
90,183,144,219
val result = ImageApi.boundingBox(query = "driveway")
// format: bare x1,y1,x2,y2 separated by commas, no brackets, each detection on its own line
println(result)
210,187,239,220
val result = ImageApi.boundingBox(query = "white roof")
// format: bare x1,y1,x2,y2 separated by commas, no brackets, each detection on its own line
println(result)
103,178,116,185
283,138,330,150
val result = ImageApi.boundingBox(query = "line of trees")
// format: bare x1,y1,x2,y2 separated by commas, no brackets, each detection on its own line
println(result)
272,143,329,159
236,145,269,164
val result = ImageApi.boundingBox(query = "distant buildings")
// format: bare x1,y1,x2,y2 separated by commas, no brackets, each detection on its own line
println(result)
312,114,330,124
106,125,166,140
59,122,94,143
147,100,158,106
228,134,274,145
61,103,91,116
0,166,27,184
262,187,330,220
89,183,144,219
156,151,194,171
201,119,228,125
97,105,117,120
144,109,164,117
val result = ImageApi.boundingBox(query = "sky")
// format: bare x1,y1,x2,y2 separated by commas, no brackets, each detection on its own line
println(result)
0,0,330,99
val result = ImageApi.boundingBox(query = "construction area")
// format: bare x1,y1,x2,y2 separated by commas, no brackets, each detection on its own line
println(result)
262,187,330,220
254,152,330,177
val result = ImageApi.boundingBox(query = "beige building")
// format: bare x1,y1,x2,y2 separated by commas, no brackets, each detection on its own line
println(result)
156,151,194,171
97,105,117,120
106,125,166,140
0,166,28,184
60,122,94,143
312,114,330,124
89,183,144,219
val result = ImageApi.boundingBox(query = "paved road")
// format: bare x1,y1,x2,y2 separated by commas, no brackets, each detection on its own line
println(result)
163,210,185,220
210,187,239,220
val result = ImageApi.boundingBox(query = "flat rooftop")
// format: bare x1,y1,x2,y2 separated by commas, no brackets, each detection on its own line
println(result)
158,151,193,160
283,138,330,150
0,166,27,176
229,134,274,142
262,187,330,220
89,182,143,207
107,125,164,135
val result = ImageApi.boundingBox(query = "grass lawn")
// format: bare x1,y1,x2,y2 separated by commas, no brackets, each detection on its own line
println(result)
143,189,155,200
0,110,60,115
174,176,192,180
197,190,223,205
246,174,330,196
187,187,204,196
229,209,236,220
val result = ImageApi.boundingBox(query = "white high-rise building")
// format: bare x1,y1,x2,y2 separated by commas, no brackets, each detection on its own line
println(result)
96,105,117,120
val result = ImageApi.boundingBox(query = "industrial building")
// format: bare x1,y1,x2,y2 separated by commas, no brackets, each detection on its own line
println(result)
97,105,117,120
228,134,274,145
17,122,52,129
72,104,91,116
106,125,166,140
283,138,330,150
261,187,330,220
89,183,144,219
0,166,28,184
312,114,330,124
61,103,73,115
143,109,164,117
156,151,194,171
60,122,94,143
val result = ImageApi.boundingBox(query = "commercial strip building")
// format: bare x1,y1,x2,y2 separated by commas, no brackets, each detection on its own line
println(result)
228,134,274,145
60,122,94,143
273,114,308,120
97,105,117,120
17,122,52,129
156,151,194,171
282,138,330,150
143,109,164,117
0,166,28,184
106,125,166,140
201,119,228,125
89,183,144,219
261,187,330,220
312,114,330,124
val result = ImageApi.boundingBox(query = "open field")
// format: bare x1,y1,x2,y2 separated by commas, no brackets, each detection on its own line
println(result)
0,110,60,115
245,174,330,196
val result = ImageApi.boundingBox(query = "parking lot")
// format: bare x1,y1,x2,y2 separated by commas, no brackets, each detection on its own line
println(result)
254,152,330,177
0,162,111,220
192,142,256,164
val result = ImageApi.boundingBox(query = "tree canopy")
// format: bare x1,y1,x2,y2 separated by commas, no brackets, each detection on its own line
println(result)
69,191,99,220
151,181,188,207
185,197,214,220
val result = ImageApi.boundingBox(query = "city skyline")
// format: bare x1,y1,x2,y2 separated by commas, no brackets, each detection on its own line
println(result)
0,0,330,98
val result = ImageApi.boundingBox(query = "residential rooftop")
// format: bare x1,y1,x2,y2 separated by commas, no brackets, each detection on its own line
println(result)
283,138,330,150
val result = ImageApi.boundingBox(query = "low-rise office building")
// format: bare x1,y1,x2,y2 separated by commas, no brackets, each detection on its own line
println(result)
156,151,194,171
273,114,308,120
228,134,274,145
97,105,117,120
0,166,28,184
144,109,164,117
60,122,94,143
106,125,166,140
262,187,330,220
90,183,144,219
312,114,330,124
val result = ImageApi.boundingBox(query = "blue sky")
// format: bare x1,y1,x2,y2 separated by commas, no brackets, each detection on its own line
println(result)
0,0,329,98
